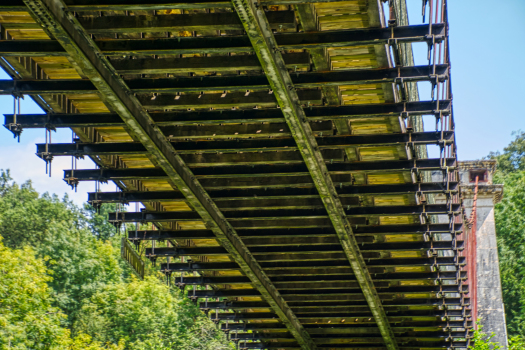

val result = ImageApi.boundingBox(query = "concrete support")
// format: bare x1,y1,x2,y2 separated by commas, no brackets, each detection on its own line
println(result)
459,161,507,347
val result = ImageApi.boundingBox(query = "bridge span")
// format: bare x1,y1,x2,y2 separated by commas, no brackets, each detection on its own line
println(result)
1,0,476,349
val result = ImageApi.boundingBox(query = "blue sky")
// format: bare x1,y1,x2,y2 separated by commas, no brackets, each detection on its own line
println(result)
408,0,525,160
0,0,524,202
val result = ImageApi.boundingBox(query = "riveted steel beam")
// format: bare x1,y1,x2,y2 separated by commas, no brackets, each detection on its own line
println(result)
23,0,314,345
131,226,460,240
0,0,386,11
63,158,456,181
0,24,445,56
203,299,465,310
0,66,448,94
230,0,398,348
35,131,453,156
219,321,468,332
160,257,465,272
199,284,467,299
4,100,451,128
144,241,459,258
86,182,459,204
148,272,461,284
78,11,297,33
108,204,460,222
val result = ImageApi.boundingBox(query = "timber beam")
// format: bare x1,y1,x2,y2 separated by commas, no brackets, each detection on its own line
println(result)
0,66,448,95
4,100,451,128
0,24,445,57
22,0,313,347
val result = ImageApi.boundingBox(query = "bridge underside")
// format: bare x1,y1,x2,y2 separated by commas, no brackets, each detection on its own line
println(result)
1,0,472,349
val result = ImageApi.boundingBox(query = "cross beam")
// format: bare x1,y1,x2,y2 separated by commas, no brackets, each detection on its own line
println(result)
4,100,451,128
0,0,395,11
62,158,456,179
124,224,461,241
231,0,399,348
159,257,465,271
142,241,460,257
107,204,461,222
0,24,445,56
200,285,468,298
61,159,456,190
0,65,448,94
85,182,459,204
35,131,453,156
23,0,315,346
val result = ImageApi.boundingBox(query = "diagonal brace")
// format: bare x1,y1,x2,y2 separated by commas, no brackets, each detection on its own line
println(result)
230,0,399,349
23,0,315,347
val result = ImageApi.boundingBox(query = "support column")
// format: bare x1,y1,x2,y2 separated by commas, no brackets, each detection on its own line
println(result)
459,160,507,347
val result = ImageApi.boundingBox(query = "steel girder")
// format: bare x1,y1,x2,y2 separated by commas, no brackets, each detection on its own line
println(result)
230,0,399,347
22,0,316,346
0,65,448,94
0,24,444,56
4,100,451,129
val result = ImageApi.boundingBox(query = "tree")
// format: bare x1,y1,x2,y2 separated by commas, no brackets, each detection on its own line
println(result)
469,324,502,350
0,170,85,250
0,238,123,350
0,238,69,349
39,222,123,322
489,130,525,174
469,323,525,350
0,169,233,349
73,277,233,350
488,132,525,336
0,170,124,323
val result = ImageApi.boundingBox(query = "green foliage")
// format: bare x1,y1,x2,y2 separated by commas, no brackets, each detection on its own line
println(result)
0,170,233,350
74,277,233,349
84,203,122,241
509,336,525,350
0,238,123,350
0,170,124,323
0,238,69,349
488,132,525,337
470,323,525,350
0,170,84,250
494,171,525,335
489,130,525,173
40,222,123,321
